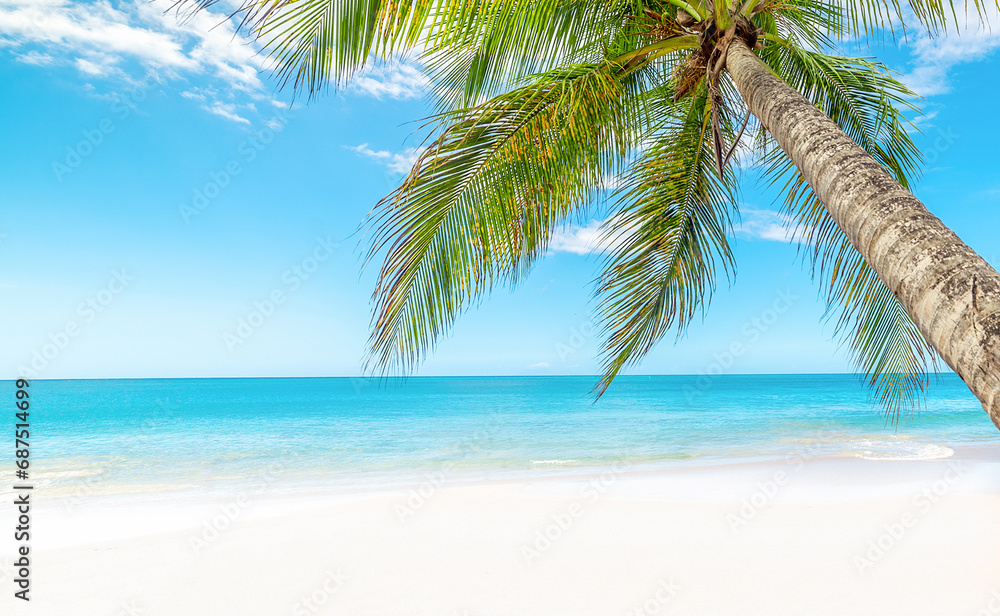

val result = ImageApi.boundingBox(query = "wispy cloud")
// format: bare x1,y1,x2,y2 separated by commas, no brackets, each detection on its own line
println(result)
549,217,646,256
549,209,808,255
899,10,1000,96
16,49,52,65
75,55,117,77
735,208,808,243
0,0,269,121
206,101,251,125
349,62,427,100
549,220,612,255
0,0,429,122
526,362,550,370
907,109,938,133
347,143,423,174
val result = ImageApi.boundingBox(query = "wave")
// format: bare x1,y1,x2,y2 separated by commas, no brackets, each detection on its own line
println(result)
851,439,955,461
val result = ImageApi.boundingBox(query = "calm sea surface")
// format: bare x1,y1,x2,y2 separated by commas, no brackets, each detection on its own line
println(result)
7,374,1000,498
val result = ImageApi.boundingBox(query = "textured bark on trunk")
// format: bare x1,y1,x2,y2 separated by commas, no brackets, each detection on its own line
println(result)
726,39,1000,430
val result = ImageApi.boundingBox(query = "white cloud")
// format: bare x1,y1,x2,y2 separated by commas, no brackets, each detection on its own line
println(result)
16,49,52,65
735,208,808,243
899,11,1000,96
206,101,250,125
549,217,635,256
75,55,117,77
0,0,270,122
549,220,609,255
0,1,430,121
0,0,201,73
907,109,938,133
349,63,427,100
347,143,423,174
527,362,550,370
550,209,808,255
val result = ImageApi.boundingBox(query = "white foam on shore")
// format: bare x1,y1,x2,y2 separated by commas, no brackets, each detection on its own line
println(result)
530,459,577,465
852,439,955,461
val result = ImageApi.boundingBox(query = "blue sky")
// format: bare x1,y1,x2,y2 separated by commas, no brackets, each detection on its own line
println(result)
0,0,999,380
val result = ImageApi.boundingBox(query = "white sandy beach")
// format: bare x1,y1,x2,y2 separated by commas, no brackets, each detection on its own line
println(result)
3,454,1000,615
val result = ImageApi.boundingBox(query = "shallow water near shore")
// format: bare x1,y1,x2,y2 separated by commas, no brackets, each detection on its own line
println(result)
7,373,1000,501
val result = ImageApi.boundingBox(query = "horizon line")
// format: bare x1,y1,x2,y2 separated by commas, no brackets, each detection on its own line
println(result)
4,371,958,382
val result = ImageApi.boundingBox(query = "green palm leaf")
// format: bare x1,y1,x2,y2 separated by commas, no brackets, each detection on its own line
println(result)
172,0,432,94
422,0,630,109
594,84,736,395
758,42,938,420
366,60,656,373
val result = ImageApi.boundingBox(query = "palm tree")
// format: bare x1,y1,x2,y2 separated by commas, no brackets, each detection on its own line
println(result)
180,0,1000,428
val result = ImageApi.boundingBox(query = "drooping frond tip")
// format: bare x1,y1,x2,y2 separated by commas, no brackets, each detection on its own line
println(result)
594,83,736,397
365,60,652,376
758,44,938,422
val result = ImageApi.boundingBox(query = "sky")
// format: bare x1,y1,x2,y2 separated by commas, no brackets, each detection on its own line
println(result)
0,0,999,380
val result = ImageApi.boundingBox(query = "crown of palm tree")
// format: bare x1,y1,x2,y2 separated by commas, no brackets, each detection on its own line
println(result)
177,0,984,420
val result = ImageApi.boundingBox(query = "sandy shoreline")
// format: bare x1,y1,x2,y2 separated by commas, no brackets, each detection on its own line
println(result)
3,455,999,615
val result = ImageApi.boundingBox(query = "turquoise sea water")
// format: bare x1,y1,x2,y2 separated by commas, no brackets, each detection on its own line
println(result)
7,374,1000,498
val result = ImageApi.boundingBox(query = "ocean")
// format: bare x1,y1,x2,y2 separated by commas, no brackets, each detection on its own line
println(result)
8,374,1000,501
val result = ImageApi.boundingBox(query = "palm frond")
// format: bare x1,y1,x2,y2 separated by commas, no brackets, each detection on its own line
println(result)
760,35,922,179
757,44,938,420
422,0,630,110
751,0,842,50
366,61,655,373
594,83,737,395
170,0,631,100
751,0,991,45
171,0,433,95
836,0,949,37
787,184,937,422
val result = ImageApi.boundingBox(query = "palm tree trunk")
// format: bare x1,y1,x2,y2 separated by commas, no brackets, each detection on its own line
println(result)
725,38,1000,430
